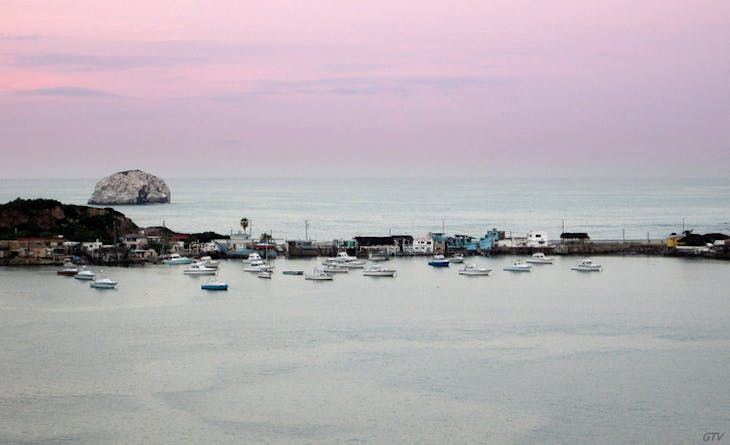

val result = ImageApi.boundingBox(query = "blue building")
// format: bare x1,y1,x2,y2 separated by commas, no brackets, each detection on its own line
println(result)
478,230,501,252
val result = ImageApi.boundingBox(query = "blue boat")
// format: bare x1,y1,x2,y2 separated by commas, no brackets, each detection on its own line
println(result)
201,279,228,291
428,255,450,267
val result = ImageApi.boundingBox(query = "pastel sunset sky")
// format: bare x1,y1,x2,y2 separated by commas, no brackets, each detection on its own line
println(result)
1,0,728,178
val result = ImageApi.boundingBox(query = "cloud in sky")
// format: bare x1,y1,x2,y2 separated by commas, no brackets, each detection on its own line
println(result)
0,0,728,178
16,86,121,98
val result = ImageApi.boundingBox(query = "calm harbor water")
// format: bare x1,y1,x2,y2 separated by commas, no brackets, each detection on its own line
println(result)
0,256,728,444
1,177,729,240
1,177,729,444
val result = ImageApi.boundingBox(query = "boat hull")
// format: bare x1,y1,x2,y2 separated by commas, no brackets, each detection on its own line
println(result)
459,270,491,276
503,266,531,272
57,270,79,276
572,266,602,271
90,282,117,289
201,284,228,290
363,271,397,277
184,269,217,275
428,261,450,267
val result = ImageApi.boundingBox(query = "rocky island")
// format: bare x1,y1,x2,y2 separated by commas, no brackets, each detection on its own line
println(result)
88,170,170,205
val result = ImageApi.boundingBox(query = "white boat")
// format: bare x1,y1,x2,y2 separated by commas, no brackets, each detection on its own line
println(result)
305,268,334,281
526,252,554,264
368,252,389,261
257,271,272,279
163,253,193,265
362,264,397,277
572,259,602,271
243,260,275,272
449,253,465,263
199,256,219,268
74,268,96,281
183,262,218,275
242,253,262,264
458,264,491,276
340,261,365,269
322,264,349,274
327,251,359,263
90,273,117,289
57,261,79,276
503,260,532,272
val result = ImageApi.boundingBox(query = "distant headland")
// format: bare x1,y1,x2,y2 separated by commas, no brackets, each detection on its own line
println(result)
0,198,728,266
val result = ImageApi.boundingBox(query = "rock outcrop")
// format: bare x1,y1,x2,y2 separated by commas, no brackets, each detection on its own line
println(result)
88,170,170,205
0,198,140,241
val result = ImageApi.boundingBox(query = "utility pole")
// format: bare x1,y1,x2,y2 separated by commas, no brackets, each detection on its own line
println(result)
305,220,309,241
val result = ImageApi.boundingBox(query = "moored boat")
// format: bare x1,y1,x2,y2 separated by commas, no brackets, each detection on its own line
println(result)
362,264,397,277
257,271,272,279
57,261,79,276
282,270,304,275
526,252,554,264
243,260,275,272
322,264,349,274
242,253,263,264
571,259,602,271
305,268,334,281
428,255,450,267
163,253,193,265
458,264,491,276
503,260,532,272
201,278,228,290
183,262,218,275
73,268,95,280
368,252,389,262
449,253,465,263
199,256,219,268
90,272,117,289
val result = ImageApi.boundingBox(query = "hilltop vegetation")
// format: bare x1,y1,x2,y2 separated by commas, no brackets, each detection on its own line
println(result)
0,198,139,243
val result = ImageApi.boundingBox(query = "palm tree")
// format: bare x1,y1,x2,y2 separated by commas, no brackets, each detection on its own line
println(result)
240,218,249,236
259,232,273,243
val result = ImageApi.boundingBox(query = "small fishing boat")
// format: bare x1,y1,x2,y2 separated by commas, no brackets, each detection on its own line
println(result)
362,264,397,277
199,256,219,268
57,261,79,276
571,259,602,271
163,253,193,265
458,264,491,276
243,260,275,272
322,264,349,274
526,252,554,264
326,251,359,263
90,272,117,289
503,260,532,272
368,252,389,262
73,268,95,281
201,278,228,291
183,262,218,275
305,268,334,281
242,253,262,264
449,253,465,263
257,271,272,279
428,255,450,267
282,270,304,275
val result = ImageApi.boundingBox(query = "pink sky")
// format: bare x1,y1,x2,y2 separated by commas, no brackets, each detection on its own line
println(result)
1,0,728,178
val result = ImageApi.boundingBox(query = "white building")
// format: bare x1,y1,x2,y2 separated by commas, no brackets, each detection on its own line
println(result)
412,237,434,254
526,231,549,247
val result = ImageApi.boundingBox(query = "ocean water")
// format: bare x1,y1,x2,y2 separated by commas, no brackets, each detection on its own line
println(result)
1,177,729,241
0,256,728,444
